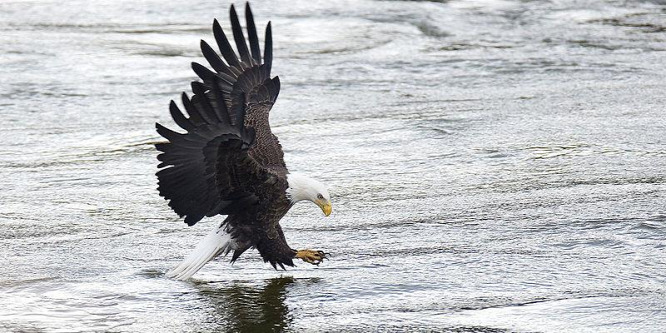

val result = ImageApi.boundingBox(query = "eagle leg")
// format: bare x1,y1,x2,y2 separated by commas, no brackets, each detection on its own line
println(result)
294,249,329,265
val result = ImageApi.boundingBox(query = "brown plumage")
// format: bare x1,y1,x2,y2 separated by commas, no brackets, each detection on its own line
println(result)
155,3,318,274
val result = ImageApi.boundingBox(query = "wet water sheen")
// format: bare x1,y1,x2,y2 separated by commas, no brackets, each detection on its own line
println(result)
1,0,665,332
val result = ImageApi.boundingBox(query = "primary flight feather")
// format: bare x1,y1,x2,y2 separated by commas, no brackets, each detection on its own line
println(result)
155,2,332,280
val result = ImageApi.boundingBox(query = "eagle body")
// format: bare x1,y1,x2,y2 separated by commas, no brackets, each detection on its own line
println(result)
155,3,331,280
225,181,295,266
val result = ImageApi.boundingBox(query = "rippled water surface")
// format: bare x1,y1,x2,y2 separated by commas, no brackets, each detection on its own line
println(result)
1,0,665,332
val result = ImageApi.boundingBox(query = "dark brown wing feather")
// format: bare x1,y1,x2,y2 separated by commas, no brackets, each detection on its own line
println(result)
192,3,286,173
155,85,272,225
157,4,286,226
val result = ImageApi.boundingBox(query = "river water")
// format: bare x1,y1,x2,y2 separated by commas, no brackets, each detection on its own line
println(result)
1,0,665,332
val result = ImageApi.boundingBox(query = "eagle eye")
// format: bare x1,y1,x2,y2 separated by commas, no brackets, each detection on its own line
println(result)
317,194,324,200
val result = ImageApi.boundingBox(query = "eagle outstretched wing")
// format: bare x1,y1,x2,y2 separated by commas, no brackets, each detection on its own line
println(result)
192,3,286,173
155,3,284,226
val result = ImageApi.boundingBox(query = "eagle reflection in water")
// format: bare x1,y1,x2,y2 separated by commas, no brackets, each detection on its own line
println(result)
195,277,316,332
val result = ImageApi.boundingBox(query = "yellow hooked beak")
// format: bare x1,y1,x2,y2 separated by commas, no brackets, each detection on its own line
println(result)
317,200,332,217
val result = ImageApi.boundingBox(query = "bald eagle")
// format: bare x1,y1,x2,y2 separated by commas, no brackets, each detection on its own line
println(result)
155,3,332,280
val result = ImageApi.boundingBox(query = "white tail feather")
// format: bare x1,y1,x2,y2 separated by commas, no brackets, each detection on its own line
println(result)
166,224,235,280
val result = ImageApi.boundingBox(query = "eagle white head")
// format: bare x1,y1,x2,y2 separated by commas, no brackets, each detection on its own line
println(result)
286,173,332,216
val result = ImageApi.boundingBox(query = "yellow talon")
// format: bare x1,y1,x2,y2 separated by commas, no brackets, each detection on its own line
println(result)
295,249,328,265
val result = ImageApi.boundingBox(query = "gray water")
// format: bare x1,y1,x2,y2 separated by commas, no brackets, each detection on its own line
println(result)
1,0,665,332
